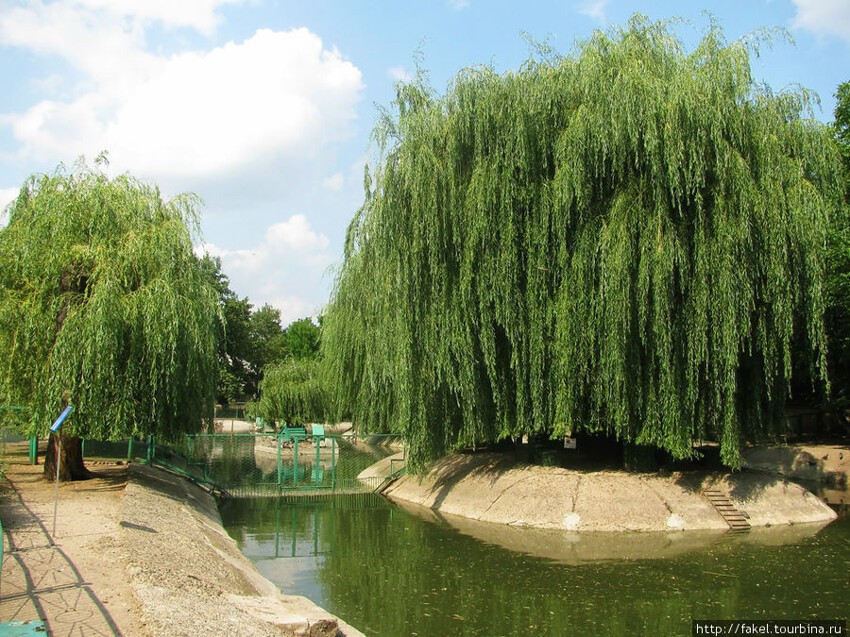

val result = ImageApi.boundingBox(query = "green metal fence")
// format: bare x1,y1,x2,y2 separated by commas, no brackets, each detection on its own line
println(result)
81,432,405,498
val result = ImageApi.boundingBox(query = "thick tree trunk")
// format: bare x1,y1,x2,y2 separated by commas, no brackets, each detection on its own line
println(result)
43,432,92,481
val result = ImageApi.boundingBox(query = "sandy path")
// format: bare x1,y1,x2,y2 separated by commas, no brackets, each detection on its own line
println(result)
0,450,146,635
1,441,364,636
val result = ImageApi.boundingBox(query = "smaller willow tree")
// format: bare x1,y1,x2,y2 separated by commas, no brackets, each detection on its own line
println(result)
0,158,220,479
322,16,847,471
251,359,327,426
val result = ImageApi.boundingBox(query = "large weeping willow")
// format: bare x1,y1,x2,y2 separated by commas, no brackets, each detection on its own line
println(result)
0,158,219,476
322,17,846,470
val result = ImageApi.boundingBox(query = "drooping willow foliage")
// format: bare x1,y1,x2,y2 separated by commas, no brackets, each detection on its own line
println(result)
0,158,220,441
252,359,327,425
322,16,847,470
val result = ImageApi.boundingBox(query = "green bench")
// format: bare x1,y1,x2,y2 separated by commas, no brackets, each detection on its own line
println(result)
280,426,307,443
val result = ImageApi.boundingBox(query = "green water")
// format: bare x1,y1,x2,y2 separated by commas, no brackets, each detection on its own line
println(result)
220,496,849,637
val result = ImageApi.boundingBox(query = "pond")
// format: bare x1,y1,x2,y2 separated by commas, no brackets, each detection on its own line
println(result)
220,494,849,636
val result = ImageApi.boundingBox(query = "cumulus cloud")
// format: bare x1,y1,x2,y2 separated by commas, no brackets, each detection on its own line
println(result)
322,173,344,191
388,65,412,83
0,4,364,183
0,186,20,229
577,0,608,23
108,29,363,178
76,0,243,35
792,0,850,42
199,213,333,324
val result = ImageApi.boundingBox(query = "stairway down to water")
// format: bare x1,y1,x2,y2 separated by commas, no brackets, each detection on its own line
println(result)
703,488,752,532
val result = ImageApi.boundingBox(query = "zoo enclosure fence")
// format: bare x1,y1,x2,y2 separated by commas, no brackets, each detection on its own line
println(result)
73,432,404,498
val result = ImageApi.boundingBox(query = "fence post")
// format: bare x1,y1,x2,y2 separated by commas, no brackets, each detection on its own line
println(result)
314,437,320,485
331,436,336,490
29,436,37,464
293,437,299,486
276,433,282,487
127,437,134,460
147,435,155,463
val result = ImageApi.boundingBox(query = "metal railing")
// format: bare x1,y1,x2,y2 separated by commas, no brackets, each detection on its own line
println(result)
79,432,404,498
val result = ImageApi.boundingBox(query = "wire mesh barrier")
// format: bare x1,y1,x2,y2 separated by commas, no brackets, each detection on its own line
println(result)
79,432,405,498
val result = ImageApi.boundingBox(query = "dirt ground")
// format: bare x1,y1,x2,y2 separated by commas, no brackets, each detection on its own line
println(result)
0,441,363,636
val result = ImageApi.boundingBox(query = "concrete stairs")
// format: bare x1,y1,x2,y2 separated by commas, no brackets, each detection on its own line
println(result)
703,488,751,532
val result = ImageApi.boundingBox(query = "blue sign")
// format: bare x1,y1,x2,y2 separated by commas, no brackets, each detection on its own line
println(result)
50,405,74,433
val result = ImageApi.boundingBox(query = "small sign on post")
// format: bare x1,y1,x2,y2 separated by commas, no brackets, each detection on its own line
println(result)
51,405,73,540
51,405,74,433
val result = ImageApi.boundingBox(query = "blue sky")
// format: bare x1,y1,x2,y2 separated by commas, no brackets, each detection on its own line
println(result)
1,0,849,325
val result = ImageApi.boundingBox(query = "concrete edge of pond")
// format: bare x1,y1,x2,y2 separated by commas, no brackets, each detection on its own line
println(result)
120,464,366,637
380,452,837,537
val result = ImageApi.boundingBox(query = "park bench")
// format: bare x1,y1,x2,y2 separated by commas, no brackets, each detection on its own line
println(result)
280,426,307,443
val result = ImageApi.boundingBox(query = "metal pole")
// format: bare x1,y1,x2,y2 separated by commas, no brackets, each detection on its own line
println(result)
276,434,282,487
293,438,299,486
52,436,61,539
331,437,336,490
314,436,320,485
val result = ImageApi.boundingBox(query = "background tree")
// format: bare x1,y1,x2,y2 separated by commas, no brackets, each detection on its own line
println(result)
250,359,327,426
825,80,850,411
248,316,324,425
0,158,219,479
248,304,288,389
284,317,321,361
322,16,847,471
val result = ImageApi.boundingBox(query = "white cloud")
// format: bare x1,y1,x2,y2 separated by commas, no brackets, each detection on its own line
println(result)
577,0,608,23
0,2,158,85
106,29,363,178
0,4,364,183
0,186,20,229
266,214,330,255
0,187,19,210
322,173,344,191
792,0,850,42
448,0,470,10
388,65,412,83
199,213,333,324
76,0,243,35
266,296,318,326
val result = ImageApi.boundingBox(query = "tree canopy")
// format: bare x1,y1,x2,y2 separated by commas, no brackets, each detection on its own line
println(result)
825,79,850,409
251,359,327,426
322,16,847,470
0,159,219,443
248,317,324,425
199,256,291,404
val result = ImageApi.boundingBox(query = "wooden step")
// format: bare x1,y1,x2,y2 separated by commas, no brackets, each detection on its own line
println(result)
703,488,751,532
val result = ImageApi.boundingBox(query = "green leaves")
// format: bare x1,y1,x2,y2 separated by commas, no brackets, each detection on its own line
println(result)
253,359,327,425
326,17,845,470
0,159,219,441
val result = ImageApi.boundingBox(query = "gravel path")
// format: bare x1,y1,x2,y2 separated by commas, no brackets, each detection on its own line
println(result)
0,442,364,636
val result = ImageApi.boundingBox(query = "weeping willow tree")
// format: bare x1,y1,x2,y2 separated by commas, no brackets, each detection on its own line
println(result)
252,359,327,426
322,16,847,471
0,157,220,479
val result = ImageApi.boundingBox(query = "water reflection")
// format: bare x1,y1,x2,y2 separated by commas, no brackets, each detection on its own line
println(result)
221,496,849,637
393,499,833,564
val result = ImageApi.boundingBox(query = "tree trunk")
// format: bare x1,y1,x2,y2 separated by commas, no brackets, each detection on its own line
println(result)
43,432,92,481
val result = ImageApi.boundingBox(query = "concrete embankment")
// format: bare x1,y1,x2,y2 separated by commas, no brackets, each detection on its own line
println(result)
120,464,364,637
382,452,837,534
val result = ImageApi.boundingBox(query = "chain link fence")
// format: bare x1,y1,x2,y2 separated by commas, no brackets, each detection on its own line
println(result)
83,432,404,497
